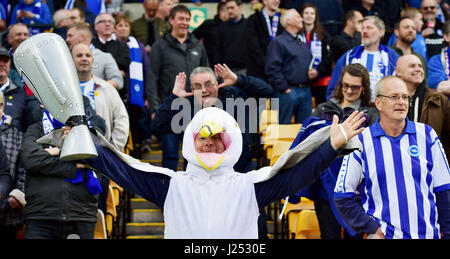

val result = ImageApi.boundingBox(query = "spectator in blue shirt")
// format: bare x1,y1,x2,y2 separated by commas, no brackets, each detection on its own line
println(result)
10,0,52,36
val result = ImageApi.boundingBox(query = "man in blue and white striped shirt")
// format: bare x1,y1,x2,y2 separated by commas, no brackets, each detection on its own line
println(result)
334,76,450,239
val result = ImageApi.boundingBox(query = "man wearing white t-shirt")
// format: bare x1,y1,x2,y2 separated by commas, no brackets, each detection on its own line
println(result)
334,76,450,239
327,16,399,101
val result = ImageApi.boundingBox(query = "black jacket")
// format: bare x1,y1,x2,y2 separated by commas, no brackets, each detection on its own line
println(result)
193,15,222,68
20,99,106,222
245,10,284,79
330,31,361,62
214,17,248,70
146,32,210,113
1,79,27,132
0,141,10,206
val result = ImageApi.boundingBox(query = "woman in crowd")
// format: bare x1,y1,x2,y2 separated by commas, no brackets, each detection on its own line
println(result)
290,63,378,239
114,14,150,157
299,3,333,106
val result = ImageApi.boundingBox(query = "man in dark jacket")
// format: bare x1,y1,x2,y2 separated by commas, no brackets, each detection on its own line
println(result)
214,0,248,74
0,47,26,239
20,96,106,239
245,0,283,79
265,9,314,124
193,1,228,69
330,9,362,62
146,5,209,171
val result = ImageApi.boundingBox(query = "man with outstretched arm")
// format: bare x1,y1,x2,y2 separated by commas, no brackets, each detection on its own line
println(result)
59,107,365,239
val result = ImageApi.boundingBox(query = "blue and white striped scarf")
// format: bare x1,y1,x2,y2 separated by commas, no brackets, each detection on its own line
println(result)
126,36,145,107
16,0,42,35
42,110,102,195
65,0,105,14
64,0,74,10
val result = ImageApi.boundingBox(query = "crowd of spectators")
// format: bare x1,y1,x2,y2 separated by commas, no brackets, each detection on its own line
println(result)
0,0,449,239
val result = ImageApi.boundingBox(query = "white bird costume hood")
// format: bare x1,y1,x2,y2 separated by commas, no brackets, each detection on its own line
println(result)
182,107,242,176
38,107,362,239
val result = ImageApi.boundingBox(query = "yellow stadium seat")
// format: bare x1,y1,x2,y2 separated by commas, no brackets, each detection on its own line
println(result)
94,209,107,239
259,109,278,134
270,140,293,166
281,198,315,238
295,210,321,239
262,124,302,159
105,185,117,238
109,181,123,207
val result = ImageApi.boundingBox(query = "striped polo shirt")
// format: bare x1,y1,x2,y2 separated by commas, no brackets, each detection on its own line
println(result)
334,118,450,239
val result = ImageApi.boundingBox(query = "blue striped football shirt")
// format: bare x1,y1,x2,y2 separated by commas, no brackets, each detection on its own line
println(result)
334,119,450,239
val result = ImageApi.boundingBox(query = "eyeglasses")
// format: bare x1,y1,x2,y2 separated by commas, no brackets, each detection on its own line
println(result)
192,81,215,90
422,6,436,11
97,20,115,25
342,83,363,91
377,94,411,102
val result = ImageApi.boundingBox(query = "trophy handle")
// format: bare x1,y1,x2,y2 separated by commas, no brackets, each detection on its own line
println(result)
33,54,67,106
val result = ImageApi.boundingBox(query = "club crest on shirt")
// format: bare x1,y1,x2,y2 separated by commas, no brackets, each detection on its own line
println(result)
408,145,420,157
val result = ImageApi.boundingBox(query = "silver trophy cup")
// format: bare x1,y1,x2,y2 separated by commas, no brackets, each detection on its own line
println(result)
13,33,98,161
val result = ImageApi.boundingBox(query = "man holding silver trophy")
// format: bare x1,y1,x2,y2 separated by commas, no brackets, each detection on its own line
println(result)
14,33,122,239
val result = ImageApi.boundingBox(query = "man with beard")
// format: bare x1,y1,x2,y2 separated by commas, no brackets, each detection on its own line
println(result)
327,16,399,102
390,17,428,76
420,0,445,59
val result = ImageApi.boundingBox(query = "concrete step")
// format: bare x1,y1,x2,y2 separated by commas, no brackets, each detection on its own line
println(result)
131,209,163,223
130,198,160,210
126,222,165,235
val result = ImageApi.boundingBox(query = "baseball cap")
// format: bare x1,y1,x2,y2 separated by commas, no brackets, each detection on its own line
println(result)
0,47,11,59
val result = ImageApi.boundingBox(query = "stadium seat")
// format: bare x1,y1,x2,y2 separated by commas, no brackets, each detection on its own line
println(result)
262,124,302,159
259,109,278,134
270,140,293,166
105,185,117,238
94,209,107,239
281,198,315,239
295,210,321,239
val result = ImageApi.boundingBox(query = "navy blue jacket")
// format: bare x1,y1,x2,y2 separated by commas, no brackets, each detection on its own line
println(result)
265,30,312,92
1,80,27,132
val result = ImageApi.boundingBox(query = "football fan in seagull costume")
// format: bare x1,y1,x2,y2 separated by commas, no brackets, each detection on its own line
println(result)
54,107,365,239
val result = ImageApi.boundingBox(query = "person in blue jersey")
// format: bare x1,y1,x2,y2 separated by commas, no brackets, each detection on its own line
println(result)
427,20,450,100
10,0,52,36
58,105,366,239
386,7,427,61
327,16,399,102
334,76,450,239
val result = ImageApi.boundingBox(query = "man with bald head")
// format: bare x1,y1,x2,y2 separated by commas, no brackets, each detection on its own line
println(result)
71,43,129,214
131,0,170,53
265,9,314,124
395,54,450,159
334,75,450,239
